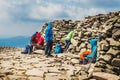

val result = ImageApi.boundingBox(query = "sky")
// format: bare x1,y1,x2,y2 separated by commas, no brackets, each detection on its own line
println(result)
0,0,120,38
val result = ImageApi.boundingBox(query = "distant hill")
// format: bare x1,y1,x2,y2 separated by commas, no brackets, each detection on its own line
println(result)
0,36,30,48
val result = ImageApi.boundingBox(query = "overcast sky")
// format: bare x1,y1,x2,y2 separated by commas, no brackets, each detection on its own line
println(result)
0,0,120,38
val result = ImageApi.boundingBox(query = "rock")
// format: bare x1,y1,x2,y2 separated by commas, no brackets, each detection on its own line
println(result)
107,38,120,47
71,59,79,64
99,54,112,63
112,30,120,41
92,72,120,80
0,74,6,77
79,43,86,49
107,48,120,57
71,39,79,46
7,75,27,80
26,69,44,77
28,77,43,80
99,40,109,51
94,68,103,72
111,58,120,67
32,50,44,54
84,32,92,37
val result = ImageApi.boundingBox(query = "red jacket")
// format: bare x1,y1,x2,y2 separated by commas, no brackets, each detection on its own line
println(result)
37,36,44,45
36,33,41,42
36,33,44,45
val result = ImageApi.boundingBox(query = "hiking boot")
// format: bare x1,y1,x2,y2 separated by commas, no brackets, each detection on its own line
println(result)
46,55,53,58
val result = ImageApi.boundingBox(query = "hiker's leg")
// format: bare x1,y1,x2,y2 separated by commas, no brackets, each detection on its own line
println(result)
48,41,53,56
28,45,32,54
32,46,36,51
79,59,83,64
36,45,43,50
83,58,88,65
67,41,70,51
65,39,70,51
45,42,49,55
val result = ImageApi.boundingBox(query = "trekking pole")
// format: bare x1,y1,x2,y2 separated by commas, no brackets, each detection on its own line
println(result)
85,47,97,76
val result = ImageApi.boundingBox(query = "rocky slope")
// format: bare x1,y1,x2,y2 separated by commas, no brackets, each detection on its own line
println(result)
41,11,120,76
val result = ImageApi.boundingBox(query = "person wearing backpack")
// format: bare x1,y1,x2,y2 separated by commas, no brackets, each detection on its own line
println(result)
45,22,53,57
65,30,75,51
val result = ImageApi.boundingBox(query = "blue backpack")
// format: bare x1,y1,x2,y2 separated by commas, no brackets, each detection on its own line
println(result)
54,43,62,54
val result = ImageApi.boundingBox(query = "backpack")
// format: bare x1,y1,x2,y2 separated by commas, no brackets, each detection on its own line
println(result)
54,43,62,54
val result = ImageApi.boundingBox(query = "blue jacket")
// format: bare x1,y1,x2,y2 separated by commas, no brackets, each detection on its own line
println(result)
87,39,97,60
45,22,53,41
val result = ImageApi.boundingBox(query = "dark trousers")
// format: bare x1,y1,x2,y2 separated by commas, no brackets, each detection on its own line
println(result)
65,39,71,51
45,41,53,56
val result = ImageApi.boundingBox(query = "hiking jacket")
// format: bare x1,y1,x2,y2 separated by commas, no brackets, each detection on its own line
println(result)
87,39,97,60
36,33,44,45
66,30,75,40
45,22,53,41
36,32,41,42
37,36,44,45
30,32,38,44
80,51,91,60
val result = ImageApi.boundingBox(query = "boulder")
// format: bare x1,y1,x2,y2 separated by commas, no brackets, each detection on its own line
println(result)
32,50,44,54
107,48,120,57
111,58,120,67
107,38,120,47
26,69,44,77
92,72,120,80
71,39,79,46
71,59,79,64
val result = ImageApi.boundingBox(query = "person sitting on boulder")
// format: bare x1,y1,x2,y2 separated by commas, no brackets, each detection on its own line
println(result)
79,42,91,64
21,32,38,54
65,30,75,51
32,32,44,51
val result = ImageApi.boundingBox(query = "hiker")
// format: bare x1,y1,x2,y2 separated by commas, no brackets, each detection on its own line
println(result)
79,42,91,64
65,30,75,51
30,32,38,45
21,32,38,54
21,45,32,54
45,22,53,57
86,38,97,63
32,32,44,51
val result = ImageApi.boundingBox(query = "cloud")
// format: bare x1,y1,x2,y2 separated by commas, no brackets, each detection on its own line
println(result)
0,0,13,21
0,0,120,37
29,3,63,20
65,6,106,20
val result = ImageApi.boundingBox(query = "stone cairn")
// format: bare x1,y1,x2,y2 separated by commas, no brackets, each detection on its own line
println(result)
41,11,120,76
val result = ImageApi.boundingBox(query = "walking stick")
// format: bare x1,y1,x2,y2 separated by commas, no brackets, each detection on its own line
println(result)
85,47,97,76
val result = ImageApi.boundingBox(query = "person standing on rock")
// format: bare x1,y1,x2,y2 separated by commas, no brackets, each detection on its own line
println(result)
65,30,75,51
45,22,53,57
